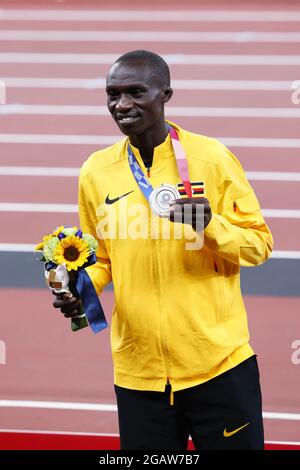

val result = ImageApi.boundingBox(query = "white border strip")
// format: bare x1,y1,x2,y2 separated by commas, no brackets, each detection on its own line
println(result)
1,104,300,118
0,245,299,259
265,440,300,446
1,53,300,65
0,203,77,213
0,134,121,145
0,400,299,421
246,172,300,182
0,428,299,449
0,167,80,176
0,428,298,449
270,251,300,259
263,411,300,421
1,167,300,182
1,10,300,22
1,77,294,91
0,203,299,218
0,134,299,148
1,30,300,43
0,400,117,411
220,137,300,149
263,209,300,218
0,244,35,252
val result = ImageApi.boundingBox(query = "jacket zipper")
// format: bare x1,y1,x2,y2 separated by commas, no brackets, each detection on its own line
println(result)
151,238,172,400
145,163,151,178
166,377,174,406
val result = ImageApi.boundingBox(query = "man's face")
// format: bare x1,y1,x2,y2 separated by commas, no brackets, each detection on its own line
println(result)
106,61,171,136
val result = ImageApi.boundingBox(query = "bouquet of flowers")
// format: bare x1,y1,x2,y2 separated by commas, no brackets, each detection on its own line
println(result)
35,225,107,334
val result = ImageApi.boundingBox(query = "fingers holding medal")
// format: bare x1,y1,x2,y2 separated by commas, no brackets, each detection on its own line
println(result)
169,197,212,232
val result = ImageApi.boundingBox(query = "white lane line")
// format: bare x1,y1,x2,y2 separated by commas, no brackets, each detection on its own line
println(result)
1,77,294,91
263,412,300,421
1,9,300,22
0,400,117,412
2,77,106,89
2,167,300,182
0,203,77,212
264,440,300,446
246,172,300,182
271,251,300,259
1,53,300,65
0,244,36,252
0,244,299,258
0,134,299,148
263,209,300,218
0,134,121,144
1,104,300,118
0,167,80,176
220,138,300,148
1,30,300,43
0,400,299,421
0,428,298,449
0,203,299,218
0,429,298,448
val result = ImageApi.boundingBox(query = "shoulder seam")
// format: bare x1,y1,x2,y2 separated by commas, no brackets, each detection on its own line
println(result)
80,140,127,180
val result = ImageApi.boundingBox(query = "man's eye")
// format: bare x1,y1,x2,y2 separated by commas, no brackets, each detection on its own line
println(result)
131,89,144,96
107,90,118,98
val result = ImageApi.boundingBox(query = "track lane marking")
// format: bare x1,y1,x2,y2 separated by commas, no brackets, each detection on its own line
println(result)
2,9,300,22
2,167,300,181
1,53,300,65
1,77,294,91
1,104,300,118
1,30,300,42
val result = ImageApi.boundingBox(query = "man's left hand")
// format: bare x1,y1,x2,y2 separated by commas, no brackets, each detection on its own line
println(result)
169,197,212,231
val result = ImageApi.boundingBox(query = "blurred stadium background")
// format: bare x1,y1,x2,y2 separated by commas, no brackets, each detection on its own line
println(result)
0,0,300,449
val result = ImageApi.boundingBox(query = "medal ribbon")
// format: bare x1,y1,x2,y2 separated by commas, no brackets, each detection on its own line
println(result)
128,124,192,201
168,126,193,198
127,145,154,199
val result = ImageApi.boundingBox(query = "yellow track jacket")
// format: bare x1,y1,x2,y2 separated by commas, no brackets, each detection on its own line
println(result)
78,121,273,392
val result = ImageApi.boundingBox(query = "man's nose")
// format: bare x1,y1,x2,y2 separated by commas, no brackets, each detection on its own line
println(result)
115,94,133,111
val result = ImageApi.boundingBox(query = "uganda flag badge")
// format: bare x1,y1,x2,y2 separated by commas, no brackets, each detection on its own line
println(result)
177,181,204,197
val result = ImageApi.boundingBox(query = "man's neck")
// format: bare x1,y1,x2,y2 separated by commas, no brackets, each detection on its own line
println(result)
129,119,169,165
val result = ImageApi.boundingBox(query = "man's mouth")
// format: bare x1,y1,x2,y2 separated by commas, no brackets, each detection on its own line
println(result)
116,115,140,124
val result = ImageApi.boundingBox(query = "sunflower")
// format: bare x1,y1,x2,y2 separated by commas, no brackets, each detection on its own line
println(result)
54,236,90,271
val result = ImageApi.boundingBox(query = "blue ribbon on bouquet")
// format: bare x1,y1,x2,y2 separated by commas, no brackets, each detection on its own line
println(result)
76,253,108,333
46,253,108,334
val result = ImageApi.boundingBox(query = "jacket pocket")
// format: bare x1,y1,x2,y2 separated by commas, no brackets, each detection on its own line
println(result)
235,191,260,213
174,323,234,376
233,191,264,227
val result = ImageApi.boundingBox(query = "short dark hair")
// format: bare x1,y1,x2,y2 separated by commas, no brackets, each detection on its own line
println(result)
114,50,171,87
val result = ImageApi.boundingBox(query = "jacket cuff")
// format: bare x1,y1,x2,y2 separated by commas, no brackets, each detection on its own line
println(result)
204,213,222,241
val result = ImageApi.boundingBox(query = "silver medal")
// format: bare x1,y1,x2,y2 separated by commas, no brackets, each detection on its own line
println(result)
149,183,180,218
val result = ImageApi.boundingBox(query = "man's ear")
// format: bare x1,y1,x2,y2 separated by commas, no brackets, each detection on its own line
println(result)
162,87,173,103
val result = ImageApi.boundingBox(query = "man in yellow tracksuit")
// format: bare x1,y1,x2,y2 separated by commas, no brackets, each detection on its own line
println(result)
54,50,273,450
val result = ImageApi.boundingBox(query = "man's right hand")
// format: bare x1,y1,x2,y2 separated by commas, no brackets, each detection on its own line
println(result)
52,291,82,318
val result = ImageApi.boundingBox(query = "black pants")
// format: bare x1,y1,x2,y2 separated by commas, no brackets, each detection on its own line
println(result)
114,355,264,450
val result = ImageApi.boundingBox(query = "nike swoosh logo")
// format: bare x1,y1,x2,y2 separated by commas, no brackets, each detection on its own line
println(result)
223,422,250,438
105,190,134,205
